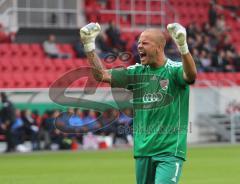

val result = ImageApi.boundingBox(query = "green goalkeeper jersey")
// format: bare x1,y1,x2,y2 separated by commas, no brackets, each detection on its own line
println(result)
110,58,190,160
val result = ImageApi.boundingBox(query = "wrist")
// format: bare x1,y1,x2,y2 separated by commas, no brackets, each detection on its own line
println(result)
84,42,95,52
178,42,189,55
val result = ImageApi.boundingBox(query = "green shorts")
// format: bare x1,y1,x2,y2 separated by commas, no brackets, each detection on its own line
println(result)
135,154,184,184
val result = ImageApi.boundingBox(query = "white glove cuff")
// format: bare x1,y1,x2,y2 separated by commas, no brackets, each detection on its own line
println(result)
84,42,95,52
178,43,189,55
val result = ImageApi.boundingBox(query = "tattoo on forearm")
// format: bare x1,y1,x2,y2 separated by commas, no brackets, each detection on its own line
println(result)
86,52,105,81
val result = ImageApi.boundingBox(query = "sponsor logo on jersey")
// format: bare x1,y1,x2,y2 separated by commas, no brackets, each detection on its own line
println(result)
143,92,163,103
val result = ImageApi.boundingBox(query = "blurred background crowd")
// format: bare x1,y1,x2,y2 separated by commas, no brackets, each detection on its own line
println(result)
0,92,133,153
0,0,240,152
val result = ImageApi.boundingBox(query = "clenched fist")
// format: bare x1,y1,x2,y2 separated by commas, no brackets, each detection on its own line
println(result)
80,22,101,52
167,23,189,55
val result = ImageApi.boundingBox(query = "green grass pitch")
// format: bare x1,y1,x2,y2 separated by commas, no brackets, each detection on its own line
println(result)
0,145,240,184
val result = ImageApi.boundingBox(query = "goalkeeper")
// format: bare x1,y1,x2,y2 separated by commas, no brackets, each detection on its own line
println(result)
80,22,197,184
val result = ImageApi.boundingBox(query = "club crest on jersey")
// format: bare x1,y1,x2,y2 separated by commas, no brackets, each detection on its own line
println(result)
160,79,169,90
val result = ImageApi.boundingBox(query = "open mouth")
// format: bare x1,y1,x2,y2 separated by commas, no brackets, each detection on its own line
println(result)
139,51,147,59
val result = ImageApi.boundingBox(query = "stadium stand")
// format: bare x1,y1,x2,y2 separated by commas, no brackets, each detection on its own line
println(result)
0,0,240,152
0,0,239,89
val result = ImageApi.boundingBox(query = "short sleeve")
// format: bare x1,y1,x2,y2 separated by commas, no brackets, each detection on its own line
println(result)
110,64,142,89
110,68,129,88
176,66,188,86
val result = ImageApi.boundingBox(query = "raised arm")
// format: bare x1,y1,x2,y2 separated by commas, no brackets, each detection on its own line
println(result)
167,23,197,83
181,53,197,83
80,23,111,83
85,51,111,83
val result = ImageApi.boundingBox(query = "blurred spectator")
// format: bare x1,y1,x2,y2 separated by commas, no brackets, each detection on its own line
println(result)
211,50,225,71
132,35,141,64
69,108,87,131
202,35,213,52
58,133,72,150
234,54,240,71
208,3,218,26
165,38,180,61
199,50,213,72
185,20,239,72
21,109,39,150
83,110,100,131
39,110,59,150
186,23,196,38
223,51,235,72
0,92,16,152
194,34,204,51
105,21,126,51
217,35,235,53
64,108,87,145
43,34,71,59
216,15,228,34
0,105,139,153
73,39,86,58
50,110,64,150
113,108,133,146
83,132,98,150
38,110,51,150
96,33,115,58
11,109,25,149
191,48,202,72
32,110,42,127
99,109,118,136
69,108,84,127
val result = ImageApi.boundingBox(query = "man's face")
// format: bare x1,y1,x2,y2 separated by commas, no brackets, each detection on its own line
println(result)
49,35,56,42
137,31,159,65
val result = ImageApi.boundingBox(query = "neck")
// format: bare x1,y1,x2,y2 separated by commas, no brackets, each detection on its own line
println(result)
149,54,166,68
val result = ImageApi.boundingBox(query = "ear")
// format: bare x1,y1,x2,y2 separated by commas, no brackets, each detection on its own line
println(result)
157,45,162,52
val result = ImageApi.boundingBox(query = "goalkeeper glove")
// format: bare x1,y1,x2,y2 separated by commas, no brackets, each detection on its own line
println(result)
167,23,189,55
80,22,101,52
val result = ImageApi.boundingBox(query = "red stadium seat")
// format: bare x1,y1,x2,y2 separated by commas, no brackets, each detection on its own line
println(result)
30,44,45,58
151,15,161,25
86,13,99,22
23,73,37,87
100,13,117,23
74,59,89,67
34,73,48,87
135,14,147,25
135,1,146,11
1,73,13,88
12,73,26,87
0,58,12,72
10,58,24,72
31,58,45,72
21,59,32,72
64,60,76,71
120,0,130,10
235,73,240,85
0,44,11,57
9,44,22,57
51,59,66,72
20,44,32,57
150,1,161,11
